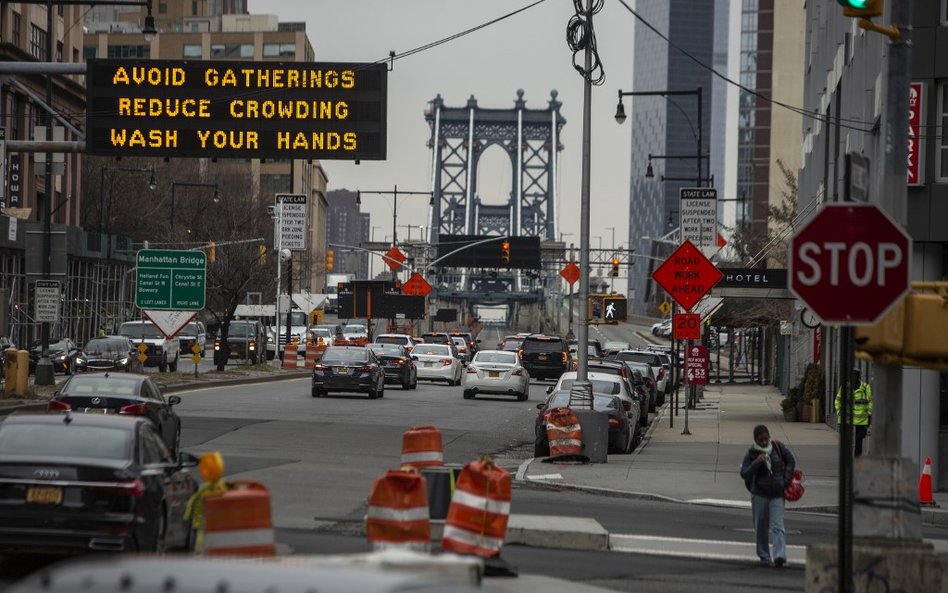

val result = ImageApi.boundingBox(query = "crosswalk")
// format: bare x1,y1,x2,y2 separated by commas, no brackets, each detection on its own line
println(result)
610,533,808,565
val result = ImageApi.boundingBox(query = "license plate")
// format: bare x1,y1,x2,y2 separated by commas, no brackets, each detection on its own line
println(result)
425,362,435,367
538,354,548,360
83,408,110,414
337,367,349,374
27,486,63,505
488,371,500,378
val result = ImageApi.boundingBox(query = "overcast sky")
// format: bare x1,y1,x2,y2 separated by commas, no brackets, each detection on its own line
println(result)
250,0,636,251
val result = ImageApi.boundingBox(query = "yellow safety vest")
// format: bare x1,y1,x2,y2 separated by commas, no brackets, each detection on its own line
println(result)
835,381,872,426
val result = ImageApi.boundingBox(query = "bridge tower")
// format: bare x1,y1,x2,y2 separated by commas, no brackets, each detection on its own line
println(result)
425,90,565,244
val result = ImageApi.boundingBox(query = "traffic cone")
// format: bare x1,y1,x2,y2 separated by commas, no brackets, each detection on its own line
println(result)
919,457,936,506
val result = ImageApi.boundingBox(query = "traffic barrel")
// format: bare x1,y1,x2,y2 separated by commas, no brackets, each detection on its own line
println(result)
545,407,587,461
401,426,444,469
202,481,276,557
442,456,511,558
920,457,936,506
365,467,431,552
302,343,323,369
281,344,299,369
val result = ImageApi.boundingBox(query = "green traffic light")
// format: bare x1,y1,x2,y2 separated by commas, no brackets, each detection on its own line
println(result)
838,0,868,6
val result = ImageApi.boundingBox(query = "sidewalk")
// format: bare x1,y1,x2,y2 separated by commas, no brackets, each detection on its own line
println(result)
518,382,948,520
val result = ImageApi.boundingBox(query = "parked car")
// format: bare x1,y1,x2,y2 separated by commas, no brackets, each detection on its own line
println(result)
603,341,633,354
534,391,636,457
374,333,419,353
366,343,417,390
28,338,83,375
462,350,530,401
588,359,650,428
177,321,207,359
0,413,197,554
118,321,180,373
411,343,462,385
620,360,659,412
611,350,669,406
48,372,183,455
567,341,605,369
311,346,385,399
548,371,641,423
520,335,570,381
214,320,265,365
80,336,143,373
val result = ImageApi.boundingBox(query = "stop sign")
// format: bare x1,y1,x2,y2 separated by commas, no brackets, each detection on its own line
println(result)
789,204,911,325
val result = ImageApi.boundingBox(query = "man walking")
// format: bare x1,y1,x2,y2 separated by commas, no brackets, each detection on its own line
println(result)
740,425,795,566
835,369,872,457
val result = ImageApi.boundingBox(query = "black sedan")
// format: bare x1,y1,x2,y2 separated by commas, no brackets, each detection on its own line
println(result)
28,338,83,374
80,336,143,373
0,413,198,555
48,373,183,455
367,343,417,390
311,346,385,399
534,391,634,457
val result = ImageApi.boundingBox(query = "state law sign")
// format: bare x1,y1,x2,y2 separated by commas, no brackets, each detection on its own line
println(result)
789,204,911,325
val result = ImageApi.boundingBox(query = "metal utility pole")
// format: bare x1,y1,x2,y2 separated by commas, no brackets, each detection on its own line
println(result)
574,0,593,399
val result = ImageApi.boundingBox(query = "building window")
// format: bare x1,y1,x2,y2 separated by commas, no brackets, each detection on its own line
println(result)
940,83,948,181
159,0,168,13
56,41,63,62
182,44,202,58
210,43,253,58
192,0,198,15
263,43,295,57
30,25,49,60
12,12,21,46
83,46,98,60
107,44,150,58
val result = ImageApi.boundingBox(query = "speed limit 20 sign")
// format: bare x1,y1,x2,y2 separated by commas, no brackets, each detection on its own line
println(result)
674,313,701,340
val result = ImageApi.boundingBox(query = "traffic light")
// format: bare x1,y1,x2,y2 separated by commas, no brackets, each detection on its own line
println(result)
611,257,620,277
501,241,511,264
258,243,267,260
208,241,216,264
837,0,882,17
326,249,334,272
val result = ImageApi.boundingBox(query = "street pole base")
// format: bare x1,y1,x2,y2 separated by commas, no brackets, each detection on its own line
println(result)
34,358,55,386
805,540,944,593
681,429,692,435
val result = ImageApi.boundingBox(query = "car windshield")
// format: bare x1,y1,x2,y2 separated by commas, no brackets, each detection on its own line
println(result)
557,378,621,395
313,329,333,338
321,349,369,363
31,339,70,352
547,392,618,412
345,325,367,334
452,338,466,346
0,423,130,460
615,352,661,366
368,345,404,357
179,322,201,337
414,345,450,356
228,323,253,337
501,339,521,351
62,376,142,397
119,323,162,339
605,341,630,351
474,352,517,364
525,339,563,353
376,336,408,346
422,334,449,344
83,338,129,355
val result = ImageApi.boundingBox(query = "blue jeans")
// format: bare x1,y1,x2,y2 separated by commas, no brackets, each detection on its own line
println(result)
751,494,786,562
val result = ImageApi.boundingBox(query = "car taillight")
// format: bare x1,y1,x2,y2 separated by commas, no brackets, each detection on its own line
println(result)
442,359,452,366
466,366,477,374
313,364,326,371
608,417,620,428
119,403,148,415
562,352,568,364
90,479,145,498
358,366,374,373
405,346,413,353
657,368,665,380
512,368,524,376
468,341,475,348
47,400,71,412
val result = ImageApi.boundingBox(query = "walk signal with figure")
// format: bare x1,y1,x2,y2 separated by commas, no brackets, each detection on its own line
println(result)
611,257,620,277
501,241,511,264
836,0,881,17
326,249,334,272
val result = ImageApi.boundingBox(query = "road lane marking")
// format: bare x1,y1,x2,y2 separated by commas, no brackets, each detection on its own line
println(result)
526,474,563,481
610,533,807,565
171,377,310,395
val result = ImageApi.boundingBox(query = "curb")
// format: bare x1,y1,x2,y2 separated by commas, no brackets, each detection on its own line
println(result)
0,371,311,416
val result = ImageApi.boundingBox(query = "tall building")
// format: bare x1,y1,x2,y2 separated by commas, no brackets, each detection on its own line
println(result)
625,0,730,315
83,4,329,291
326,190,370,280
799,2,947,489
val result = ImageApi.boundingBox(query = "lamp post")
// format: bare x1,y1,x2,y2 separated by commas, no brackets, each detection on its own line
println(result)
170,181,220,231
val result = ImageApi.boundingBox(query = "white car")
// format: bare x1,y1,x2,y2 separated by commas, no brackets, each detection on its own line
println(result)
342,323,369,343
451,336,472,363
374,333,419,353
548,371,640,419
613,350,669,406
462,350,530,401
310,327,335,347
411,343,462,385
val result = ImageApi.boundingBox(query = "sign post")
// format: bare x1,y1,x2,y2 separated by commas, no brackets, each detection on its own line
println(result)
679,188,718,257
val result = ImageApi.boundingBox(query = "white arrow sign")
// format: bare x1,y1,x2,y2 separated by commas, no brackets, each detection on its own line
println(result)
142,310,198,338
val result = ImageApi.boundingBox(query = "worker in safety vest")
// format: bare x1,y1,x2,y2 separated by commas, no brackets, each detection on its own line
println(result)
834,368,872,457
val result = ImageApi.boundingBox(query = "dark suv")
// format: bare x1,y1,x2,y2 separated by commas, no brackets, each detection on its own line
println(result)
519,335,569,381
214,320,264,364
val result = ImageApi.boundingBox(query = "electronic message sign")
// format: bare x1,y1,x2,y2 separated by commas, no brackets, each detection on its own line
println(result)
85,59,387,160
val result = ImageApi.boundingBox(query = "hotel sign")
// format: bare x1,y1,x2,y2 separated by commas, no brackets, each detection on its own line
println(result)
85,59,387,160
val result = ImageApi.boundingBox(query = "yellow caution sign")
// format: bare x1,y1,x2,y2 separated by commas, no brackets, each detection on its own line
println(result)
137,343,148,353
191,354,202,364
658,301,672,315
191,344,203,355
137,353,148,363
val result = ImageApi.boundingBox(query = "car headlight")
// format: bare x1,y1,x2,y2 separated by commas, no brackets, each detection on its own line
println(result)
117,358,129,365
76,357,86,365
53,354,67,362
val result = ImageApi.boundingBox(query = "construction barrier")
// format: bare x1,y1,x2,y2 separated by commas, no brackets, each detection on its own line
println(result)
365,468,431,552
920,456,936,506
302,344,325,369
202,481,276,557
545,407,585,460
401,426,444,469
281,344,299,369
442,456,511,558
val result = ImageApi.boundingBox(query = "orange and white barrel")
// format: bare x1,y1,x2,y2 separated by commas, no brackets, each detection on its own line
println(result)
202,481,276,557
281,344,299,369
442,456,511,558
546,407,583,458
401,426,444,469
302,344,324,369
365,468,431,552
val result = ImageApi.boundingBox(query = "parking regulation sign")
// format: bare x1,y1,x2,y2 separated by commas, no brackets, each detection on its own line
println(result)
680,188,718,256
276,194,308,251
34,280,61,323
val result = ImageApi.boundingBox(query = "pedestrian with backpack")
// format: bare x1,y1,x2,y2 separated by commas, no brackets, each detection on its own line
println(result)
740,424,796,567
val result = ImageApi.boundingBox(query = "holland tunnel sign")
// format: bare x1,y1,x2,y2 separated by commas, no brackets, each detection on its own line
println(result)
85,59,387,160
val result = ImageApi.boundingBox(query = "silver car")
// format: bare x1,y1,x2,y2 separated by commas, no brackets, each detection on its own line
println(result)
462,350,530,401
411,343,462,385
548,371,641,422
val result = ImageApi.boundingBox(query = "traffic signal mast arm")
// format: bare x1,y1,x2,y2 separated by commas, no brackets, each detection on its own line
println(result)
837,0,900,40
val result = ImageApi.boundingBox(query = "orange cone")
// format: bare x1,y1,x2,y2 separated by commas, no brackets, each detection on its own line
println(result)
919,457,935,506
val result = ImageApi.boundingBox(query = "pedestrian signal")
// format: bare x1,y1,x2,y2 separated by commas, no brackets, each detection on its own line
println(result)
501,241,511,264
611,257,620,277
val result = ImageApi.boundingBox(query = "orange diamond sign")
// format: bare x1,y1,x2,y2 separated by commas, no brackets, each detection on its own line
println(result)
651,240,723,312
384,246,406,271
560,262,581,286
401,272,432,297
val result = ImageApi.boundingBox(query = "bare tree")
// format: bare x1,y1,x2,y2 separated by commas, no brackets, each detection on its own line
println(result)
725,159,798,268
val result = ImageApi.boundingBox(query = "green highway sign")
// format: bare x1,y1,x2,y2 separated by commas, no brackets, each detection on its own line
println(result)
135,249,206,310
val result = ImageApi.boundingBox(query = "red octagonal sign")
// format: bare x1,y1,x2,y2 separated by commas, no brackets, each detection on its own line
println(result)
790,204,911,325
